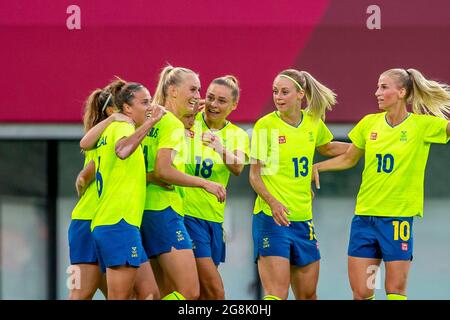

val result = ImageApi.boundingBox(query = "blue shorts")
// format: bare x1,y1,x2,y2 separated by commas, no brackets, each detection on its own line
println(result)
92,219,148,273
184,215,226,266
68,219,98,264
252,212,320,266
348,215,414,261
141,207,192,258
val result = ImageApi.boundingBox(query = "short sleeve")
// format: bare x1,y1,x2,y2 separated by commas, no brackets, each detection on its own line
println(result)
158,115,185,152
422,116,450,144
316,119,334,146
250,120,268,163
348,115,370,149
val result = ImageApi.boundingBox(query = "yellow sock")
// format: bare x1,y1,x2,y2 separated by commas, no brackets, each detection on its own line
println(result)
162,291,186,300
263,294,282,300
387,293,407,300
365,295,375,300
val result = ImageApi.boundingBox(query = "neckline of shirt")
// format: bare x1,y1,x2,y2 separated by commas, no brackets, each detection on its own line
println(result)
275,110,304,129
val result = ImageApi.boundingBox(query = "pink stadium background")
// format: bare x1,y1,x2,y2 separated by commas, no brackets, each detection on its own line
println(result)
1,0,449,124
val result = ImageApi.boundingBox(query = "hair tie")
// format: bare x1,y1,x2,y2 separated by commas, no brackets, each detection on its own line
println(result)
101,93,112,113
279,74,303,90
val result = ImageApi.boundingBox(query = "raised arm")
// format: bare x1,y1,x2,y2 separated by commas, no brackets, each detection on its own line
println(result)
316,141,351,157
202,132,247,176
154,148,226,203
249,160,290,227
312,144,364,189
75,160,95,197
115,106,165,160
80,113,134,150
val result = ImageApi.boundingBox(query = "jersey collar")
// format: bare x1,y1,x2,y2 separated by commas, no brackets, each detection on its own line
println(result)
275,110,304,129
384,112,412,128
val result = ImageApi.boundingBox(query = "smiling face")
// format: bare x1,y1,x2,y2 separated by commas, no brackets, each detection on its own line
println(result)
125,88,151,126
375,74,406,111
272,76,304,113
205,84,236,123
172,73,201,116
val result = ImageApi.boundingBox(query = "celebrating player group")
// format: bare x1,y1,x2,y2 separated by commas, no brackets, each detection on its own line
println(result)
68,65,450,300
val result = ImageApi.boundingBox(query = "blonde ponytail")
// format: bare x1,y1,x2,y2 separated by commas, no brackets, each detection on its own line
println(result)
278,69,336,120
301,71,336,120
383,68,450,119
153,64,198,106
153,65,175,106
407,69,450,119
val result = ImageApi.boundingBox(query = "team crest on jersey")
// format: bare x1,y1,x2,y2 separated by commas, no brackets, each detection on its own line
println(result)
370,132,378,140
400,131,407,142
308,131,314,142
401,243,408,251
278,136,286,144
131,246,138,258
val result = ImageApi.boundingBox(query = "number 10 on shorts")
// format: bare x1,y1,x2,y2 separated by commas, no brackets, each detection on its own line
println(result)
392,220,410,241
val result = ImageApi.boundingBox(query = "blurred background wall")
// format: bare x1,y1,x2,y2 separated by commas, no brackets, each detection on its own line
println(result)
1,0,449,299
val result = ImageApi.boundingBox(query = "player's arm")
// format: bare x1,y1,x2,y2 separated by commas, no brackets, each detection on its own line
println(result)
75,160,95,197
80,113,134,150
146,171,173,190
201,132,246,176
316,141,351,157
115,106,165,160
447,122,450,137
154,148,226,202
249,159,290,227
312,144,364,189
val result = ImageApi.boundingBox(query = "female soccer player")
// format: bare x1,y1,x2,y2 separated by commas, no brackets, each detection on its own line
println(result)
68,79,132,300
141,65,226,300
183,75,250,299
89,82,164,299
249,69,349,300
77,80,163,300
312,68,450,300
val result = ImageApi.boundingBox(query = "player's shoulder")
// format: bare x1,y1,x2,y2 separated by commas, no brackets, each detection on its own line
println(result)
160,111,184,130
110,120,134,129
409,113,444,125
254,111,277,127
362,112,383,122
225,121,249,137
354,112,384,128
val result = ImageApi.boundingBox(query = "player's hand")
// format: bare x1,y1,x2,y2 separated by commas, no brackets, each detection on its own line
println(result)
111,112,135,126
197,99,206,113
311,164,321,190
268,198,290,226
146,105,166,123
75,176,87,198
203,181,226,203
202,132,224,153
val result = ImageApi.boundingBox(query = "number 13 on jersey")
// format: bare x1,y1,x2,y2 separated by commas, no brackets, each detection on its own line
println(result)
292,156,309,177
